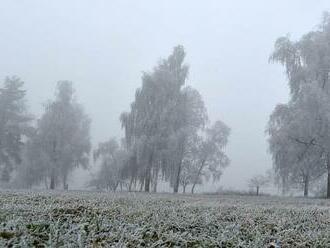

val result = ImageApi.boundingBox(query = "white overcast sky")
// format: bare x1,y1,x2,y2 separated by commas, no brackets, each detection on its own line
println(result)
1,0,329,190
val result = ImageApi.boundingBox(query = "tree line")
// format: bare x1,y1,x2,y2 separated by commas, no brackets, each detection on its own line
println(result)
0,46,230,193
2,13,330,198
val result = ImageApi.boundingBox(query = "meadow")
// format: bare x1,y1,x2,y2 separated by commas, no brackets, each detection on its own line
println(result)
0,191,329,247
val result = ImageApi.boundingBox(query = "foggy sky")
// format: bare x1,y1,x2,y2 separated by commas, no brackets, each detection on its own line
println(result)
1,0,329,191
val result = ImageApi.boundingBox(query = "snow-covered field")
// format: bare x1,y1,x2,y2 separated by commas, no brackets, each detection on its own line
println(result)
0,191,329,247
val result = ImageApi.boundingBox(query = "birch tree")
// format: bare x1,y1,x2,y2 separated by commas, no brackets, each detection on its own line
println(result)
190,121,230,194
121,45,197,192
268,13,330,197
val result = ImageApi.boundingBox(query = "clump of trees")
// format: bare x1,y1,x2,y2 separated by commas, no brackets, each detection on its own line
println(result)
92,46,230,193
0,46,230,193
1,79,91,189
119,46,230,193
268,13,330,198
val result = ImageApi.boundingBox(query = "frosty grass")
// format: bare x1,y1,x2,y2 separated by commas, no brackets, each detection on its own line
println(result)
0,191,329,247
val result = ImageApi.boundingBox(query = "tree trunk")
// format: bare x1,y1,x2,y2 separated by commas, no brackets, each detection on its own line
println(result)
63,174,68,190
327,155,330,199
128,177,133,192
303,174,309,197
50,141,57,190
191,183,196,194
183,184,186,194
139,180,144,192
256,186,259,196
145,171,151,192
151,166,158,193
134,179,137,191
152,177,158,193
144,152,153,192
281,176,286,196
113,181,119,192
327,168,330,199
191,160,206,194
44,178,49,190
50,175,55,190
173,163,182,193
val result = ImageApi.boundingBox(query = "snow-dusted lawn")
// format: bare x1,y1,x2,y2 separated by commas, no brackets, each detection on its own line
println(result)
0,191,329,247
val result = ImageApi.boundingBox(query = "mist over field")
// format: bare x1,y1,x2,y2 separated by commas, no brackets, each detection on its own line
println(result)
0,0,329,192
2,1,330,247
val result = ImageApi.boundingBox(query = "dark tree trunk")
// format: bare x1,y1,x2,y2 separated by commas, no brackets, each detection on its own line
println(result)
152,177,157,193
44,178,49,190
326,155,330,199
128,177,133,192
281,176,286,196
50,141,57,190
191,183,196,194
183,185,186,194
327,169,330,199
144,152,153,192
50,174,55,190
63,174,68,190
256,186,259,196
303,174,309,197
144,170,151,192
173,163,182,193
191,160,206,194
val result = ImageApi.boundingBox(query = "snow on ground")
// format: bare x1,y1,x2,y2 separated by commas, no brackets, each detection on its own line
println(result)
0,191,329,247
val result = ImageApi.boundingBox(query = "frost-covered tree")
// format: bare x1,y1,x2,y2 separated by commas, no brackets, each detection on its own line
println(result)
268,85,328,196
268,13,330,198
121,46,229,193
90,138,129,191
0,76,32,182
248,174,269,196
36,81,91,189
121,46,207,193
190,121,230,194
167,86,208,193
14,130,50,189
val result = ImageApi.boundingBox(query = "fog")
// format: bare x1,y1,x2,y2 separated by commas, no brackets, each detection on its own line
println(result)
1,0,329,191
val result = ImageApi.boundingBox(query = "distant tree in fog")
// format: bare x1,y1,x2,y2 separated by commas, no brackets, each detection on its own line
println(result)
0,76,32,182
90,138,129,191
21,81,91,189
14,130,50,188
248,174,268,196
